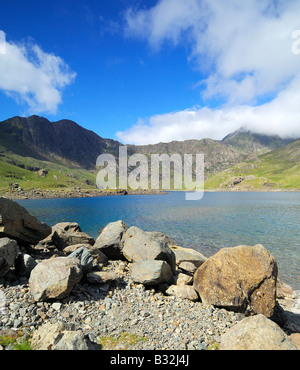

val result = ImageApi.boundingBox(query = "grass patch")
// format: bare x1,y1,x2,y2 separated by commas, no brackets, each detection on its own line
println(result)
98,332,148,350
0,145,97,191
0,334,32,350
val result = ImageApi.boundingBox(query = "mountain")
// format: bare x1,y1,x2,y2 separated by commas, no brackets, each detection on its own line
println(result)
0,115,299,193
205,139,300,190
222,128,294,154
128,139,247,179
0,116,247,181
0,115,122,170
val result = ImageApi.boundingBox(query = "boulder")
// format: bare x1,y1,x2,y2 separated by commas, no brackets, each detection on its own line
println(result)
53,222,82,233
0,197,51,245
30,322,95,350
174,271,193,286
169,245,207,270
290,333,300,350
130,260,173,286
178,261,198,273
15,253,37,278
68,247,93,274
29,257,83,301
165,285,199,301
94,220,128,260
64,244,108,266
146,231,177,246
0,238,20,277
123,226,176,272
39,222,95,251
51,330,92,350
38,169,48,178
86,271,117,285
276,279,294,299
193,244,278,317
219,314,298,350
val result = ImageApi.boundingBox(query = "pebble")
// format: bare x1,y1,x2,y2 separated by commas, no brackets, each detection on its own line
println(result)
0,260,243,350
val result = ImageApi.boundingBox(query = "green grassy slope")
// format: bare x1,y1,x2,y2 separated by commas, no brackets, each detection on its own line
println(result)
205,139,300,191
0,146,97,192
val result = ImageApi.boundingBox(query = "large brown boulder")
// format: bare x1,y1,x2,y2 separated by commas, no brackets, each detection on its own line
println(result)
0,197,51,245
193,244,278,317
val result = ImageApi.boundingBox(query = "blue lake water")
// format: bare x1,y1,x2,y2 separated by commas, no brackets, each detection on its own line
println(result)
17,191,300,290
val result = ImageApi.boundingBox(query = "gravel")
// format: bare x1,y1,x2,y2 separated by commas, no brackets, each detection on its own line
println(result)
0,260,243,350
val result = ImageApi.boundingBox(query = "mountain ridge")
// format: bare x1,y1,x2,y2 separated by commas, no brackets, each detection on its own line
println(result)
0,115,299,192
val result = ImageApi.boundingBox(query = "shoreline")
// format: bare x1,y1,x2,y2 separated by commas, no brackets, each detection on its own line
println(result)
0,188,167,200
1,187,300,201
0,198,299,350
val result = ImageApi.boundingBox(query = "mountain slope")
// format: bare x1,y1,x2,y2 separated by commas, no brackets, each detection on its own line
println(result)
0,115,122,170
0,115,299,193
222,129,294,154
128,138,247,179
0,116,248,180
205,139,300,190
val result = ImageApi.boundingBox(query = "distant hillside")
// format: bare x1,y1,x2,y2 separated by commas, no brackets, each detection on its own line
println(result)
0,115,299,193
0,116,247,182
0,115,122,170
222,129,294,154
128,138,247,179
205,139,300,190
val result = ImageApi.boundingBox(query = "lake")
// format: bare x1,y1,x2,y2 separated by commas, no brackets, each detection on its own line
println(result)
17,191,300,290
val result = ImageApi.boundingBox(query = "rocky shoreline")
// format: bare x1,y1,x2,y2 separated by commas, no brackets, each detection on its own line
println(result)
1,186,299,201
0,196,299,351
0,187,166,200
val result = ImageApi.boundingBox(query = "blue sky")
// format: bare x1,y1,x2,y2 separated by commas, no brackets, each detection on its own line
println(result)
1,0,300,144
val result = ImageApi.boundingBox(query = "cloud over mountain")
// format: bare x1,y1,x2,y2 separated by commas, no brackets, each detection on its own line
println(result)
118,0,300,144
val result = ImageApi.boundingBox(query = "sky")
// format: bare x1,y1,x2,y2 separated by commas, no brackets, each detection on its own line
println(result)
1,0,300,144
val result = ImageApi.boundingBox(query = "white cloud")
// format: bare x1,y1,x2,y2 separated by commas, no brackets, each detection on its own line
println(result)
117,73,300,145
119,0,300,143
0,35,76,114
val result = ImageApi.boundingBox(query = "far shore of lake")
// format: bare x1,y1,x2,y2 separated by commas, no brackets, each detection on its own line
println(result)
1,186,299,201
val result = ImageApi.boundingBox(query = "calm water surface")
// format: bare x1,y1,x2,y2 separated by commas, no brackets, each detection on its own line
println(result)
17,191,300,289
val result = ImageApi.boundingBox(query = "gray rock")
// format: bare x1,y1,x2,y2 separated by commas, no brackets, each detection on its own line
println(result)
29,257,83,301
52,330,91,350
53,222,82,233
94,220,128,260
0,238,19,277
86,271,117,285
165,285,199,301
219,314,298,350
146,231,177,246
174,271,193,286
130,260,173,286
15,253,37,278
40,222,95,251
169,245,207,269
30,322,96,350
0,197,51,245
68,247,93,274
123,226,176,272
